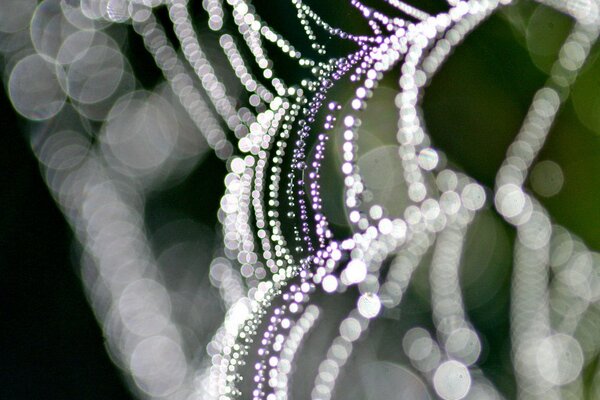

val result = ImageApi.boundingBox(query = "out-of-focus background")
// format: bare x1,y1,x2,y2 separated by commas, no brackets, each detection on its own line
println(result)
1,0,599,399
1,76,134,398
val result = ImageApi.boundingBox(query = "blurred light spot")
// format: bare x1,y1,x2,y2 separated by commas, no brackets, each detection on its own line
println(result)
130,335,187,397
357,293,381,318
536,334,583,386
433,360,471,400
106,0,130,23
440,191,461,215
339,317,361,341
494,184,525,219
461,183,486,211
37,130,91,171
102,91,179,177
418,148,439,171
530,160,564,197
445,328,481,366
8,54,66,120
65,44,124,104
403,328,441,372
80,0,111,21
344,260,367,284
30,0,79,61
322,275,338,293
517,211,551,249
119,278,172,337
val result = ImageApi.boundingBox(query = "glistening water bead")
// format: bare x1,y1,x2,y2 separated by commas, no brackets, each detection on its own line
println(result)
2,0,600,399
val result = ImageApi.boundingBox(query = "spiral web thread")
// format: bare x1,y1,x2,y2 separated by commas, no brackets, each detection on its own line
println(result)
2,0,600,399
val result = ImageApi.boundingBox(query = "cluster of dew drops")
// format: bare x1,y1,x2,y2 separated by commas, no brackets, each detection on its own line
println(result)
3,0,600,399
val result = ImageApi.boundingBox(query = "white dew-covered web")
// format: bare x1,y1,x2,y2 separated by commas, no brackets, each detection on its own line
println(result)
2,0,600,399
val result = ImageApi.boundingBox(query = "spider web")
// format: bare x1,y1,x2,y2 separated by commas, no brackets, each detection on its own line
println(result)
2,0,600,399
